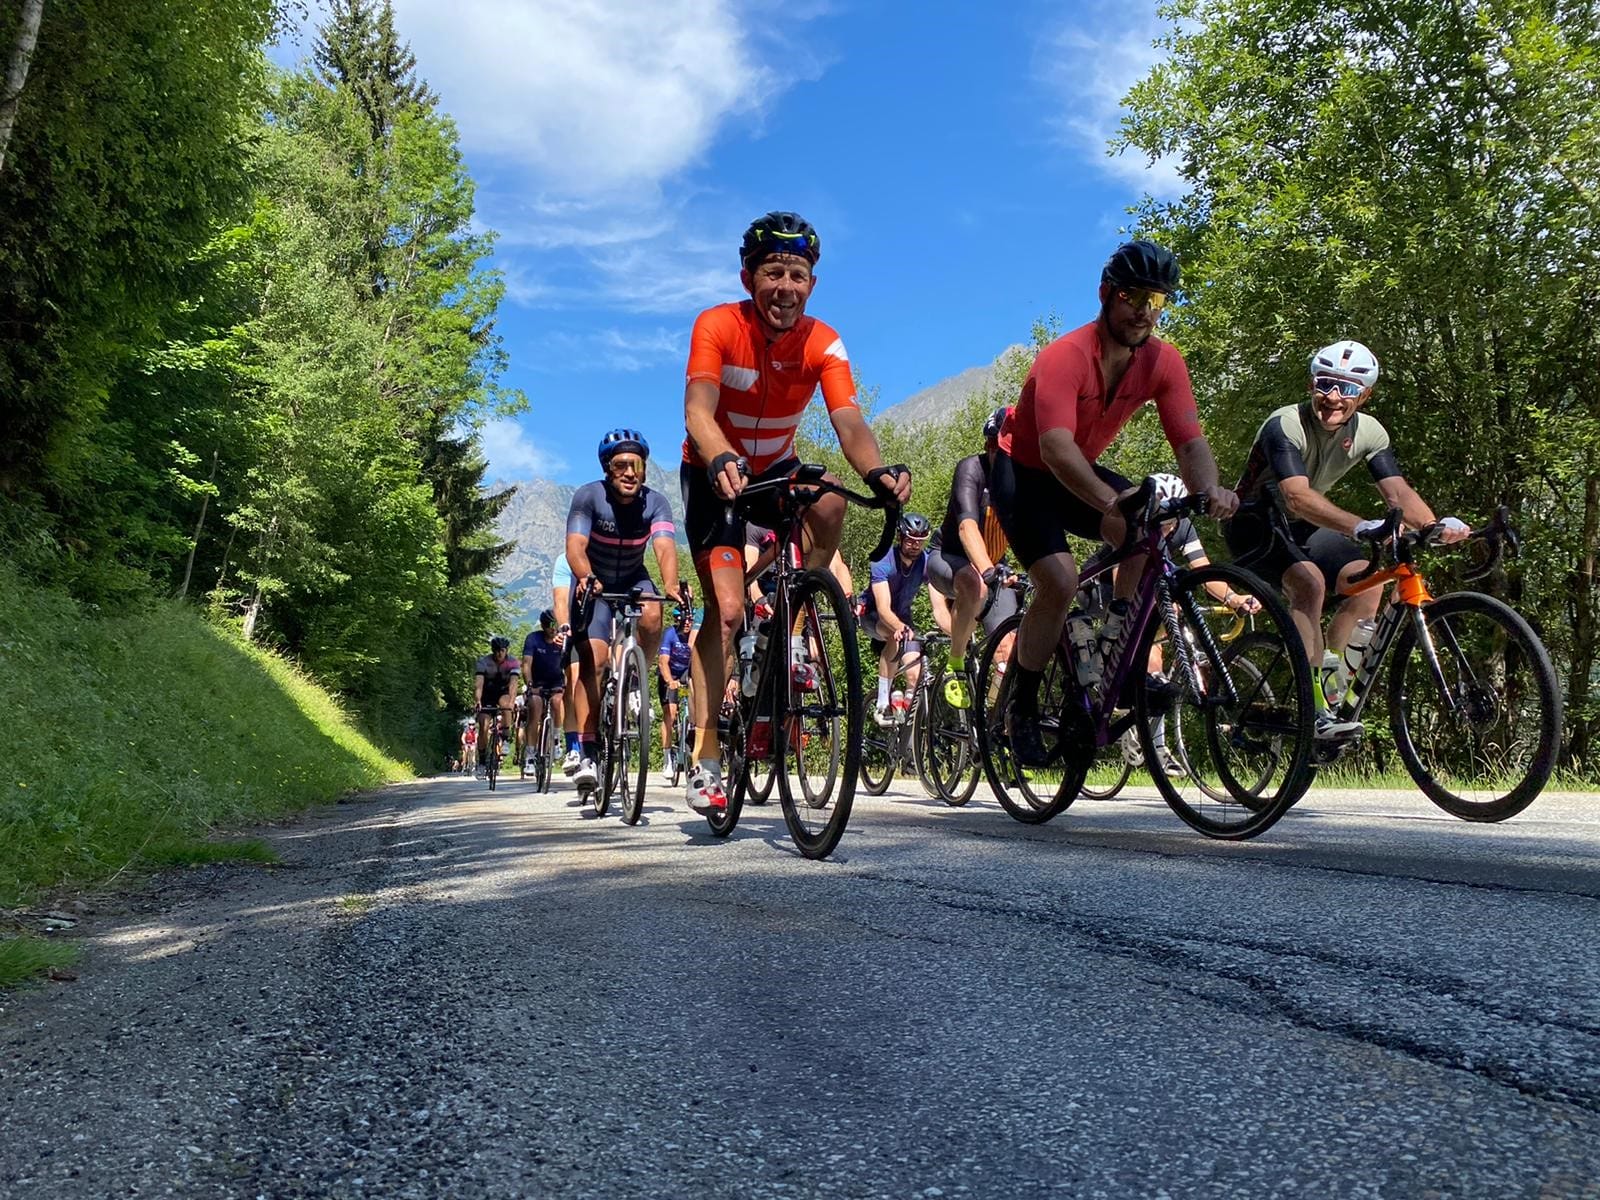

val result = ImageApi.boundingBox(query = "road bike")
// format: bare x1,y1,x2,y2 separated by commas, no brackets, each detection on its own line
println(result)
575,585,669,825
520,685,559,793
1312,506,1561,820
859,630,935,797
665,680,693,789
709,462,900,859
476,707,510,792
977,477,1316,840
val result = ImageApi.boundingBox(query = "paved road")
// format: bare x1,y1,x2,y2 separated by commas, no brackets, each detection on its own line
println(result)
3,773,1598,1198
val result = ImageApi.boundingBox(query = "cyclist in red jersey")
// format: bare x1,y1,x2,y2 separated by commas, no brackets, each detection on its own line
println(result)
990,240,1240,766
679,211,912,814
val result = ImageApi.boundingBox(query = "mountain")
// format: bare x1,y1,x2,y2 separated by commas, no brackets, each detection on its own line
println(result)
491,346,1021,622
872,345,1025,429
492,461,686,625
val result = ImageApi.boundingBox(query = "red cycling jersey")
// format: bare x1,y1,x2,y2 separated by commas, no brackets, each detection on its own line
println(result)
682,301,858,475
999,321,1203,469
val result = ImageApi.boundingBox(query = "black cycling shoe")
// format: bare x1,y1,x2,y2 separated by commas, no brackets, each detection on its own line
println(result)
1006,702,1055,767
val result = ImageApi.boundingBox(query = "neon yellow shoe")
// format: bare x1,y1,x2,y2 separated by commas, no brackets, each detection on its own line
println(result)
943,671,973,710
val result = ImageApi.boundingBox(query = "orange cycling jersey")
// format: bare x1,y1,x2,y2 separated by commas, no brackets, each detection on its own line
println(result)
682,301,858,475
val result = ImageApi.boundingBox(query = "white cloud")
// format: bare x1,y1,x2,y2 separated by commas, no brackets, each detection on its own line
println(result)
1036,1,1187,199
529,326,688,371
394,0,775,195
481,416,566,481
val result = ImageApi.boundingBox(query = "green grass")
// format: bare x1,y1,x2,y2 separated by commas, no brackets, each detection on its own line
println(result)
0,936,81,990
0,566,410,911
139,836,280,867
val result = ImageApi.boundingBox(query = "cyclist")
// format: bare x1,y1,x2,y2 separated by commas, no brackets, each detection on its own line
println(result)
680,210,912,813
658,605,695,785
925,406,1018,708
1223,339,1470,739
566,430,683,792
550,553,585,778
460,720,477,774
862,514,932,726
520,608,567,773
992,239,1239,766
472,636,521,774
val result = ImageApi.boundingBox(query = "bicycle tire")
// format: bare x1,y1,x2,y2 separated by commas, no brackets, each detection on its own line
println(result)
1387,591,1561,821
859,683,898,796
919,664,982,806
593,682,614,817
1079,749,1133,801
776,568,862,860
1136,564,1314,839
619,645,650,825
974,612,1083,824
709,698,753,838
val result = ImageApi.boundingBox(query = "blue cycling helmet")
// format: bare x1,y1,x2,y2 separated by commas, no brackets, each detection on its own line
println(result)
598,428,649,467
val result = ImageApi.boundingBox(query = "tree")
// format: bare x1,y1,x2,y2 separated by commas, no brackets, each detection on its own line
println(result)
1116,0,1600,773
0,0,45,177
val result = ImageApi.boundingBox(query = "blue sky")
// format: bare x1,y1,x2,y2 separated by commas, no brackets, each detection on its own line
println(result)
273,0,1180,486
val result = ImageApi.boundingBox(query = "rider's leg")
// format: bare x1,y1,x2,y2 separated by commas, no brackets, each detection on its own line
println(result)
1015,551,1078,682
950,562,983,664
1280,560,1327,694
1324,538,1381,655
638,597,664,664
798,490,846,569
690,547,744,772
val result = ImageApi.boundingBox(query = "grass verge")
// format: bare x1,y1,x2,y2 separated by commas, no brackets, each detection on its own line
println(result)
0,936,81,990
0,565,410,924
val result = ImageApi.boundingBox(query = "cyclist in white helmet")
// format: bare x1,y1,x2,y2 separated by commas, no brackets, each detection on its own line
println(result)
1224,339,1470,740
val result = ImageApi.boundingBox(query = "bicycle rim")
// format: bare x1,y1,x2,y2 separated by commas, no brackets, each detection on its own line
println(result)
1388,591,1561,821
777,569,862,859
1139,565,1313,839
709,699,749,837
922,670,980,805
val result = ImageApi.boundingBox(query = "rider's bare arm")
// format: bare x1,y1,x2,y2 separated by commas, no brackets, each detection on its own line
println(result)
652,535,680,600
1278,475,1368,537
831,408,912,503
870,580,907,639
955,518,995,575
565,532,595,587
1374,476,1443,534
685,380,744,499
1174,436,1238,518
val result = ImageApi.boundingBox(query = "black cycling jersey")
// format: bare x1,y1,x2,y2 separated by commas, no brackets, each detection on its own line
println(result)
565,480,675,587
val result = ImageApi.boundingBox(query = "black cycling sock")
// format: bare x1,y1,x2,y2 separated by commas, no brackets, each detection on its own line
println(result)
1011,664,1043,714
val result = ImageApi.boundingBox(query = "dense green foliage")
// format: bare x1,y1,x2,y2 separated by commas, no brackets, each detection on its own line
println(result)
1113,0,1600,770
0,565,407,909
0,1,519,764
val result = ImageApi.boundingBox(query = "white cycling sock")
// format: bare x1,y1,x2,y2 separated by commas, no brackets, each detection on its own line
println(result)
877,677,891,709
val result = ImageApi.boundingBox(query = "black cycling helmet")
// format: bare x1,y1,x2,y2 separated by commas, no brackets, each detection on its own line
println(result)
982,406,1010,441
898,512,932,539
1101,239,1180,292
740,211,821,270
598,428,649,467
490,635,511,653
538,608,556,629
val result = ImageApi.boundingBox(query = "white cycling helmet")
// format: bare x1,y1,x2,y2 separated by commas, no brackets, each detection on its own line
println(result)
1150,472,1188,503
1309,339,1380,388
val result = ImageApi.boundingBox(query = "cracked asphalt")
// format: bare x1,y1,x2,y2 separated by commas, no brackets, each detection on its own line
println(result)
3,774,1599,1199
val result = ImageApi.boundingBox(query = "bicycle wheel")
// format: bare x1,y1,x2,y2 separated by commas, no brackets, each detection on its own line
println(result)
593,683,614,817
1387,591,1561,821
746,722,778,805
669,701,687,789
618,646,650,825
859,680,897,795
487,730,501,791
710,698,752,838
776,568,862,859
918,668,980,805
1079,734,1134,801
1136,565,1314,839
535,715,553,793
975,613,1084,824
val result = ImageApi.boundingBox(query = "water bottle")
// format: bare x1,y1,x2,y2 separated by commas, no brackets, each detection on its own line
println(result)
890,688,909,722
790,634,816,691
1066,610,1101,690
1097,597,1131,666
1338,619,1378,700
738,629,758,697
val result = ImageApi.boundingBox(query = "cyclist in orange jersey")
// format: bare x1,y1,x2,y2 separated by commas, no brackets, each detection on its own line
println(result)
679,211,912,814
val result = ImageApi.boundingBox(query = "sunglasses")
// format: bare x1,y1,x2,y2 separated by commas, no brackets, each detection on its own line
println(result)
608,457,645,475
1312,376,1366,398
1116,287,1169,313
